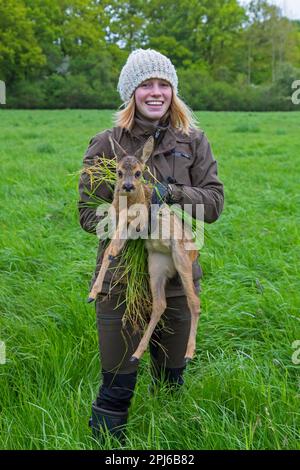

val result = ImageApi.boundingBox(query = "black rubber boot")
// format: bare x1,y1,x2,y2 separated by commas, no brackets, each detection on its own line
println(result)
149,329,186,394
89,402,128,444
149,362,186,395
89,370,137,445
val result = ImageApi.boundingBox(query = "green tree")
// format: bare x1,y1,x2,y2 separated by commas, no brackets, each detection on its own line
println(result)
143,0,246,73
0,0,46,85
104,0,148,51
24,0,64,75
242,0,299,84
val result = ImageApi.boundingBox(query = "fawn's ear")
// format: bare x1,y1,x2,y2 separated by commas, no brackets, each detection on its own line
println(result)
135,136,154,165
108,135,128,162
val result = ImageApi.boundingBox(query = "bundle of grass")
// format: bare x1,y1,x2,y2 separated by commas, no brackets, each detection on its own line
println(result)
111,238,152,330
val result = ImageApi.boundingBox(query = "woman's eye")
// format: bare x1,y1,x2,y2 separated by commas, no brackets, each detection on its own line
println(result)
135,171,141,178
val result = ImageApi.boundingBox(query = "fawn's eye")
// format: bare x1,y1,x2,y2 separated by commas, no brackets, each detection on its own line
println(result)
135,171,141,178
117,170,123,178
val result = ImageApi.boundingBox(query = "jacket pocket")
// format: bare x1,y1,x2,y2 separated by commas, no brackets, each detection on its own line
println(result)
168,145,193,185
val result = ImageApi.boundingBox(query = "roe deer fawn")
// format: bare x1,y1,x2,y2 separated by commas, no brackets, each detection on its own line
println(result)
88,135,201,363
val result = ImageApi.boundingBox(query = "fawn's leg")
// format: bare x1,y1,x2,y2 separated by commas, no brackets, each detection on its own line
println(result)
171,240,201,361
130,253,170,363
88,213,128,302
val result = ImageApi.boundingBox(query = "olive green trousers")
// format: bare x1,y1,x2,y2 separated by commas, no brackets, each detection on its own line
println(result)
95,293,192,375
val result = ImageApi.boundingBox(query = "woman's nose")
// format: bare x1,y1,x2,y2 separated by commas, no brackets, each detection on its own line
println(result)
150,84,162,96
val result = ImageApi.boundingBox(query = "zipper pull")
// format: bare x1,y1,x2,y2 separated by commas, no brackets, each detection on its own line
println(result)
154,129,160,140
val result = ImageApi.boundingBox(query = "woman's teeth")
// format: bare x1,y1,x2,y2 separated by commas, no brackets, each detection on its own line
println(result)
146,101,163,106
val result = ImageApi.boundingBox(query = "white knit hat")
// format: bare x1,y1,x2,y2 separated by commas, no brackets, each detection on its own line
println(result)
117,49,178,102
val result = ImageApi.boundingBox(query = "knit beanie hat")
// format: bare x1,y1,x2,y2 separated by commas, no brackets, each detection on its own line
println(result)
117,49,178,102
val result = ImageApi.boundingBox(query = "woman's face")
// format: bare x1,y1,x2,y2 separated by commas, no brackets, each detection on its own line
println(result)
134,78,172,122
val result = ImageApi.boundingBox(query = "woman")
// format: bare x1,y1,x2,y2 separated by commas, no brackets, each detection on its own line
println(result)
78,49,224,443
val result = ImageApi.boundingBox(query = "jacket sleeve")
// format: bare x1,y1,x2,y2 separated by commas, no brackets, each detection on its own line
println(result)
170,132,224,223
78,131,114,235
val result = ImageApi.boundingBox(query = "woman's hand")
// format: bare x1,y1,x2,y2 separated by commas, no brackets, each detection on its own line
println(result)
151,182,169,206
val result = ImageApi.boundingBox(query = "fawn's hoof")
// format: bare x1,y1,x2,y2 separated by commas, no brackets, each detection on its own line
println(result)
87,297,95,303
108,254,115,261
184,357,192,365
129,356,139,364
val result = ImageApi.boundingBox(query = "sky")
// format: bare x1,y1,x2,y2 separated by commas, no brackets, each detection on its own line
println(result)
270,0,300,19
240,0,300,19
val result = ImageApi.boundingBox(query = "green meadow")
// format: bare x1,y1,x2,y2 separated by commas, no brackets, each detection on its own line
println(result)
0,109,299,450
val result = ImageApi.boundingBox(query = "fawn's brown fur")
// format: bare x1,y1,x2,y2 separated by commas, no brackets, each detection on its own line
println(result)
88,136,201,363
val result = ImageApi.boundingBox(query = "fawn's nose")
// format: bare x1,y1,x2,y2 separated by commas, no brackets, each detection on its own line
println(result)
122,183,135,192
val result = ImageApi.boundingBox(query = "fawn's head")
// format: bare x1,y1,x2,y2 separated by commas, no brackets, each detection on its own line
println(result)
109,136,154,195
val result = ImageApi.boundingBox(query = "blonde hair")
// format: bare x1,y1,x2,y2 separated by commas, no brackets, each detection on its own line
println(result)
113,92,199,135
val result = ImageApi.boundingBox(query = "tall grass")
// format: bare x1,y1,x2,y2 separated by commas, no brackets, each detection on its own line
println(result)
0,109,299,449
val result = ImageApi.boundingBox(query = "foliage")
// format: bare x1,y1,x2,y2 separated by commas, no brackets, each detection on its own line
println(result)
0,0,46,85
0,0,300,110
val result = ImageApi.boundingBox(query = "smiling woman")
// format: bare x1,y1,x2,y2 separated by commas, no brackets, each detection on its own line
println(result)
78,48,224,446
135,79,172,123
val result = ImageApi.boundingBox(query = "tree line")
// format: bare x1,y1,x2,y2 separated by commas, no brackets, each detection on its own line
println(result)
0,0,299,110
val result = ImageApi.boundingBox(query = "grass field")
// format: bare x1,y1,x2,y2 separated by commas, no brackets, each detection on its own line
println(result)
0,109,299,450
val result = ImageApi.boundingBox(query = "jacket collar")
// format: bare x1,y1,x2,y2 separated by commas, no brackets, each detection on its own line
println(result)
128,111,190,156
131,111,170,138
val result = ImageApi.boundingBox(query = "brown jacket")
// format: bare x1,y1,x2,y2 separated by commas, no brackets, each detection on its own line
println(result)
78,114,224,297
